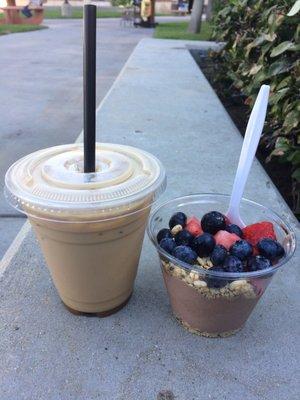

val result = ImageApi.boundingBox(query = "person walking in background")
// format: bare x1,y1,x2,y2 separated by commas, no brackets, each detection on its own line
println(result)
22,0,44,18
178,0,187,12
188,0,194,13
141,0,151,22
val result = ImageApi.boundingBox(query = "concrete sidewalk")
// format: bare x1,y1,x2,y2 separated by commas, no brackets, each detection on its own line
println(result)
0,39,299,400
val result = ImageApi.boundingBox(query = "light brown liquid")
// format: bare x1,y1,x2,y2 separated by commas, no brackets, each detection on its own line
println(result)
29,206,150,313
6,143,165,315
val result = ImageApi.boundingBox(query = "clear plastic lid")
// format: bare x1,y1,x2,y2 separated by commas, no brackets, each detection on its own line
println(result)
5,143,166,220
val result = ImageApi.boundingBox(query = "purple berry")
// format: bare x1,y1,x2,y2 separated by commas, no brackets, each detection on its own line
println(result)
257,238,285,261
169,212,187,229
211,244,227,266
157,228,173,243
223,256,243,273
159,238,176,254
225,224,243,238
173,245,197,265
191,233,215,257
248,256,272,271
230,240,253,261
201,211,226,234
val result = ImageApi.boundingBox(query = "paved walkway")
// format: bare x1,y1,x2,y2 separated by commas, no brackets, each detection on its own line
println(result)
0,18,153,258
0,38,299,400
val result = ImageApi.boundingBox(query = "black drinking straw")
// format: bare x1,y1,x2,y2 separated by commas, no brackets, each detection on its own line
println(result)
83,4,97,173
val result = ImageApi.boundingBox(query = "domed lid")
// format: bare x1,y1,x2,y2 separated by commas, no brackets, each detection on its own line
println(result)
5,143,166,219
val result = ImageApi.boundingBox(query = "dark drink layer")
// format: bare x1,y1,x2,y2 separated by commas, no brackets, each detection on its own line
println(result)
161,260,270,337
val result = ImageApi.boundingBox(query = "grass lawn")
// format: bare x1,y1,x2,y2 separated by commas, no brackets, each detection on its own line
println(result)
154,21,212,41
0,24,47,35
44,7,173,19
44,6,122,19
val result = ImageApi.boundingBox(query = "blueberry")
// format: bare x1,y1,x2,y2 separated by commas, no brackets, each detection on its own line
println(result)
169,212,187,229
248,256,272,271
211,244,228,266
225,224,243,237
159,238,176,254
206,265,228,288
191,233,215,257
257,238,285,261
201,211,226,234
173,245,197,265
223,255,244,273
174,230,194,246
230,240,253,261
157,228,173,243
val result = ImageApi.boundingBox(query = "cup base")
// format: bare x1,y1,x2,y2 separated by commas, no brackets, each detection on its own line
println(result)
62,292,132,318
176,316,243,338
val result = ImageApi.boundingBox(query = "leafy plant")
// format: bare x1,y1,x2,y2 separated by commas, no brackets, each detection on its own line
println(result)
212,0,300,215
212,0,227,14
111,0,133,6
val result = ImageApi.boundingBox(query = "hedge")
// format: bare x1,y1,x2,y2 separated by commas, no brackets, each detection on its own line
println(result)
211,0,300,215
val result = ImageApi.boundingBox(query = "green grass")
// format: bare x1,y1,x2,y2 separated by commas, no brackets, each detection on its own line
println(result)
44,6,122,19
43,7,173,19
154,21,212,41
0,24,47,35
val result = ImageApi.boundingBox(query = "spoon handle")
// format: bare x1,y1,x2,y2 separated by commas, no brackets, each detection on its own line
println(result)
227,85,270,226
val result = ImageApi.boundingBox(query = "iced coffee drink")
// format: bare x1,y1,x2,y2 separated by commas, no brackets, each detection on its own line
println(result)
5,143,166,315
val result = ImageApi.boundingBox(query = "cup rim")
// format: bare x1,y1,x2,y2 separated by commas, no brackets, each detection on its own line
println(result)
4,142,167,218
11,197,158,224
147,193,297,279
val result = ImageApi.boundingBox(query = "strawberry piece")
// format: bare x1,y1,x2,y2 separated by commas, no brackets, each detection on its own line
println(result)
186,216,203,237
224,215,231,225
214,230,240,250
187,216,201,225
242,221,276,247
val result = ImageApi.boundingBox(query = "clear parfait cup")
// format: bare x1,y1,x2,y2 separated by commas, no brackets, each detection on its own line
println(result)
148,194,296,337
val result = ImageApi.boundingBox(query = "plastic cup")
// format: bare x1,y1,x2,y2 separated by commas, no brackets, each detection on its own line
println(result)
5,143,166,315
148,194,296,337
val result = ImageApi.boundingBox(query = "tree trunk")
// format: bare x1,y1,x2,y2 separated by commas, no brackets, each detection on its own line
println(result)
149,0,155,26
206,0,213,21
187,0,204,33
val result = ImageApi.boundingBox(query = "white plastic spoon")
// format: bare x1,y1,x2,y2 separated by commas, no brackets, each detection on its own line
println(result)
226,84,270,227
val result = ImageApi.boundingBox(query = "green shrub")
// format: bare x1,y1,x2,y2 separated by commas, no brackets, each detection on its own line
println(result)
212,0,227,14
111,0,132,6
212,0,300,214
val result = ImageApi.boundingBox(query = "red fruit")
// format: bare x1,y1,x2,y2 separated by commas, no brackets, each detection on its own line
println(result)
186,216,203,237
214,230,240,250
242,222,276,247
187,216,201,225
224,215,231,225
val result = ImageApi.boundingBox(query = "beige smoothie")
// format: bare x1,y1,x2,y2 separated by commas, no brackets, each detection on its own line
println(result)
5,143,166,315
